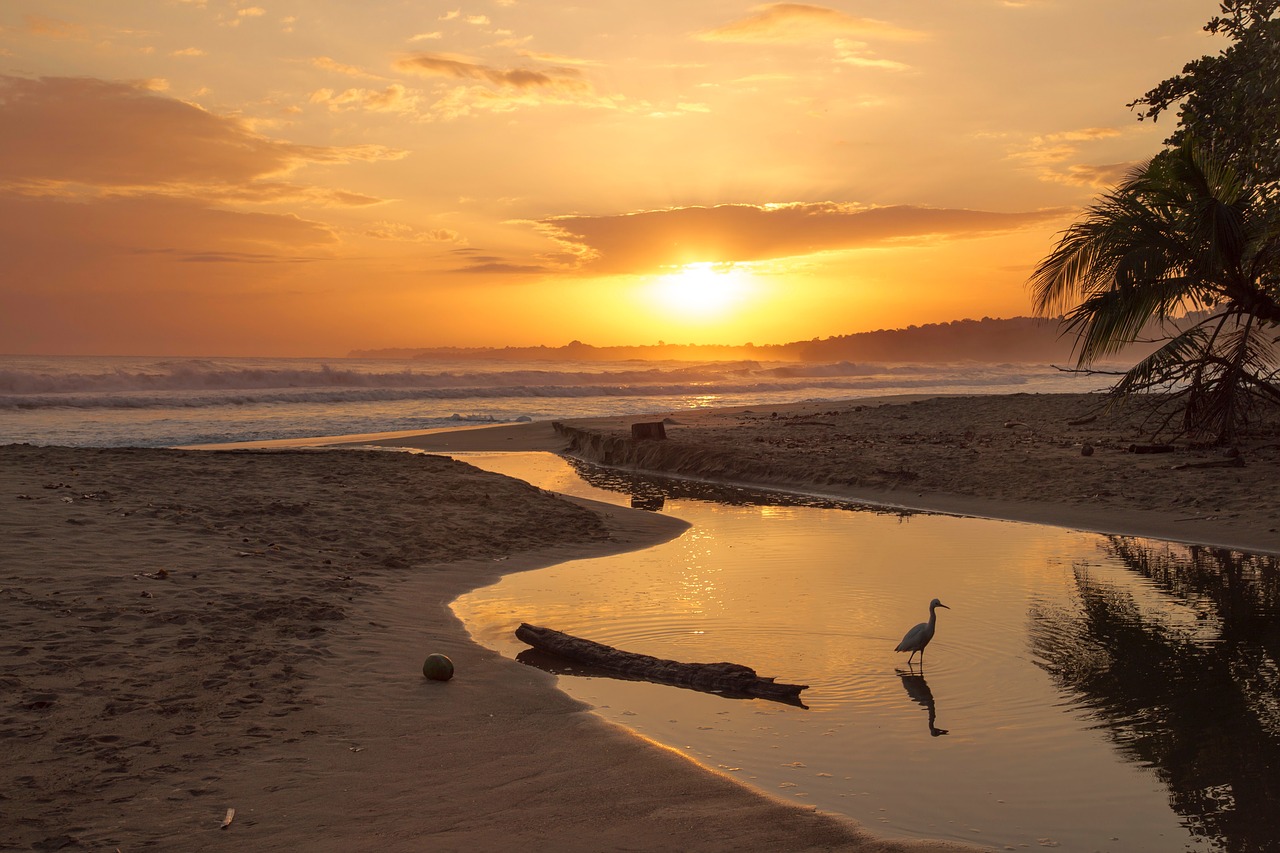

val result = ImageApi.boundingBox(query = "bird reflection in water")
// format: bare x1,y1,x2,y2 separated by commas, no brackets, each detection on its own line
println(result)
897,671,949,737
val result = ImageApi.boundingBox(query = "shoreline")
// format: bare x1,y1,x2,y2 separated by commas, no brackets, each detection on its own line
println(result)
1,443,967,852
352,392,1280,557
8,391,1276,850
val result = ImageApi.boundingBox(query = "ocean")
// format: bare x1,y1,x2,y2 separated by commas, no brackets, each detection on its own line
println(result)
0,354,1111,447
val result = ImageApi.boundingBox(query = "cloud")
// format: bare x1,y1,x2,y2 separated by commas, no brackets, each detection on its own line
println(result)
222,6,266,27
0,73,407,316
207,183,385,207
170,47,207,57
835,39,909,71
1008,127,1133,188
516,50,601,67
446,246,547,274
24,14,89,40
536,202,1065,274
455,260,548,274
395,53,618,119
1043,162,1140,189
363,221,460,242
175,251,323,263
0,75,404,192
698,4,922,45
310,84,420,114
0,192,337,291
311,56,385,80
425,84,619,120
396,53,587,91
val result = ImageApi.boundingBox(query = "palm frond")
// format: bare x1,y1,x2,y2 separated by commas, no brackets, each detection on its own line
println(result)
1027,141,1280,442
1112,326,1209,396
1064,275,1200,364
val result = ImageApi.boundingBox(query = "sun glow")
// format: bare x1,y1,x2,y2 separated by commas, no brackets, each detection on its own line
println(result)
652,263,749,319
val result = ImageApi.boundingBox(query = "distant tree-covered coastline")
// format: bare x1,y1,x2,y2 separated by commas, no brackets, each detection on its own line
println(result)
350,316,1154,364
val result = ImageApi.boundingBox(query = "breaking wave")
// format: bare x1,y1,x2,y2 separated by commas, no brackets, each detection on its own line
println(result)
0,358,1033,410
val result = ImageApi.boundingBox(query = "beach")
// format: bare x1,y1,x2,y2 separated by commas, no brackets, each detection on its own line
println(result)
543,392,1280,556
5,393,1277,851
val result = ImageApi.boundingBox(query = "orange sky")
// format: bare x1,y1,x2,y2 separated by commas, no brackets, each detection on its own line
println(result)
0,1,1221,356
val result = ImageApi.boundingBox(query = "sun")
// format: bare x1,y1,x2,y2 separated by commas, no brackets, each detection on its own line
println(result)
652,263,748,319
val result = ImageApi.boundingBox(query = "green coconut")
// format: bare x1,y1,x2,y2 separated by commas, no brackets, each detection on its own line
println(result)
422,653,455,681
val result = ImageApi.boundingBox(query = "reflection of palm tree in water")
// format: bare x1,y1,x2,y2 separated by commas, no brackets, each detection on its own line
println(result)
897,671,948,736
1030,538,1280,852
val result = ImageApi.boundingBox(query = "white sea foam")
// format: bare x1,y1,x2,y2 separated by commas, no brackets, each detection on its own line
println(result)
0,354,1109,447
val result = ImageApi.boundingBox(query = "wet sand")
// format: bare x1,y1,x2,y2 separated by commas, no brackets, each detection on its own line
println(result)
2,443,964,852
6,392,1275,850
366,393,1280,556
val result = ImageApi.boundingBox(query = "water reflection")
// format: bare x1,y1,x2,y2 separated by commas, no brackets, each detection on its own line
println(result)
897,671,949,737
1030,538,1280,852
564,456,911,514
456,452,1280,852
630,493,665,511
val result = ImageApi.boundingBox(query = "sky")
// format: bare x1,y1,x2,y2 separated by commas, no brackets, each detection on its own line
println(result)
0,0,1226,356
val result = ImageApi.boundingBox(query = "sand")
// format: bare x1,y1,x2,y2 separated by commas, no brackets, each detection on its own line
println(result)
363,393,1280,556
6,392,1276,851
1,443,962,852
536,392,1280,556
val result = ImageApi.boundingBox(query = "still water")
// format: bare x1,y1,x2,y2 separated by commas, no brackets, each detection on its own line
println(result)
451,452,1280,853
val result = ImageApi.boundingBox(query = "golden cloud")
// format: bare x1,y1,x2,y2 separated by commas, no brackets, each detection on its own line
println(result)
310,84,420,113
1009,127,1131,188
537,202,1065,274
0,75,404,191
1043,162,1140,189
0,75,400,316
311,56,386,80
394,53,618,119
0,192,337,292
698,4,923,44
363,221,460,242
395,53,587,91
23,14,89,40
425,84,620,120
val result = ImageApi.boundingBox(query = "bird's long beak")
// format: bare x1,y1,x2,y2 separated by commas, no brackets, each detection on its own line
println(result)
938,603,950,609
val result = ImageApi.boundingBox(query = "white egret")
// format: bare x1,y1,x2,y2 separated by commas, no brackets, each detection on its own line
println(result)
895,598,950,666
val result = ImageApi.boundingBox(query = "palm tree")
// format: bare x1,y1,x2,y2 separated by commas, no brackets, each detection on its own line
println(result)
1029,143,1280,443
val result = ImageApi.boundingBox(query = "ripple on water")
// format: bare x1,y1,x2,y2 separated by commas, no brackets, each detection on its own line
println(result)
455,453,1279,853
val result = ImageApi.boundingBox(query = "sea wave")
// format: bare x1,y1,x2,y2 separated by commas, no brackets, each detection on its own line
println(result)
0,359,1036,410
0,376,1029,410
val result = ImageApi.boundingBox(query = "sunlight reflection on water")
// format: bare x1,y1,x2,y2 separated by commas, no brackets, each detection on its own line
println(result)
451,452,1280,853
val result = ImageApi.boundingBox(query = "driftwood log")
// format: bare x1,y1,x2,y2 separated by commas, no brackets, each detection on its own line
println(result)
515,623,809,706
